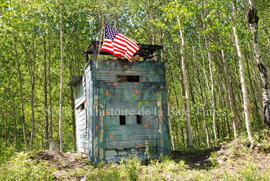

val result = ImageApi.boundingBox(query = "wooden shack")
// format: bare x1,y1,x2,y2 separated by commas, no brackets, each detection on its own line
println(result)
69,42,170,162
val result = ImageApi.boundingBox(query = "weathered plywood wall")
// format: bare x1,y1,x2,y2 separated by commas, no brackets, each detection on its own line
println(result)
74,76,88,153
86,60,171,162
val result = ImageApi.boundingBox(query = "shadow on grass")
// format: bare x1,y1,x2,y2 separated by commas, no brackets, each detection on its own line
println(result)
171,147,221,170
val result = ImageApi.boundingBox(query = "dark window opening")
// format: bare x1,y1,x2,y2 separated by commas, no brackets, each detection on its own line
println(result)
137,115,143,124
77,103,85,110
120,115,126,125
118,75,140,82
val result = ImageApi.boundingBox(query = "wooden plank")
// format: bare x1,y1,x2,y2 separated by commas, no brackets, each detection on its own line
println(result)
79,136,88,142
105,139,157,149
77,116,86,124
93,75,165,83
93,61,165,72
96,69,164,74
76,109,86,118
78,119,87,127
104,119,159,128
77,113,86,121
75,97,85,109
84,65,93,159
104,134,158,142
104,128,157,136
103,122,158,130
78,125,87,132
77,117,86,125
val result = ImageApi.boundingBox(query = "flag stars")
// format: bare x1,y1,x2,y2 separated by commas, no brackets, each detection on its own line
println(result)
105,25,118,40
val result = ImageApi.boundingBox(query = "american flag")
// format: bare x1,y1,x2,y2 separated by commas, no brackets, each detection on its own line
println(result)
100,24,140,61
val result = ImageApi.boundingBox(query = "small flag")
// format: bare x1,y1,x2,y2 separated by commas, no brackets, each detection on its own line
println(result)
100,24,140,61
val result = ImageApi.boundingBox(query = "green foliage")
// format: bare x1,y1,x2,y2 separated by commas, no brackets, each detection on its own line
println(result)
120,157,141,181
0,152,56,181
1,143,269,181
87,169,121,181
150,155,185,174
86,162,121,181
239,165,261,181
0,145,16,164
208,152,219,168
1,0,270,173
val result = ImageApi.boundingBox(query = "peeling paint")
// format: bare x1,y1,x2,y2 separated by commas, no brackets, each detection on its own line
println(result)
108,134,117,138
74,60,171,163
143,123,151,127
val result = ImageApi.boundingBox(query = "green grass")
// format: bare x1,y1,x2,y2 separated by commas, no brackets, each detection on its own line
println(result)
1,132,270,181
0,152,56,181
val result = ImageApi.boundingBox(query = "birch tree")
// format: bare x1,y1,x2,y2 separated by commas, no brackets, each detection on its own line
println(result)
247,0,270,128
232,3,254,143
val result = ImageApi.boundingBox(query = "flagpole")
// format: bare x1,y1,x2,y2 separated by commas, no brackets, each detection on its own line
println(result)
96,18,105,69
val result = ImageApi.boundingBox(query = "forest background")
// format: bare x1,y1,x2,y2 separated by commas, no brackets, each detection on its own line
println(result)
0,0,270,154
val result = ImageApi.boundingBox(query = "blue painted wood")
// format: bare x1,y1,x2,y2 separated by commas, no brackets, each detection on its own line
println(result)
84,64,94,160
74,60,171,162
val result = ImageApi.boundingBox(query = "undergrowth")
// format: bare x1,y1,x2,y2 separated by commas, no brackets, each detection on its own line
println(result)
0,152,56,181
1,130,270,181
0,144,16,164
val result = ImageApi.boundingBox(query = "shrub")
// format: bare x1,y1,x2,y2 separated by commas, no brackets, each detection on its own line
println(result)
120,157,141,181
150,155,185,174
87,169,121,181
0,145,16,164
0,152,56,181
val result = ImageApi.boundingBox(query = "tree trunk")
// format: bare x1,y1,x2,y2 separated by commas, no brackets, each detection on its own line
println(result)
5,107,8,146
221,49,238,139
14,38,27,148
59,3,64,152
199,9,218,143
196,68,210,147
48,33,53,142
13,103,17,148
43,36,49,149
204,35,217,142
8,78,17,148
196,43,211,146
169,71,181,150
232,4,254,143
247,0,270,128
24,36,37,150
30,68,36,150
245,43,262,124
69,61,77,151
178,26,193,148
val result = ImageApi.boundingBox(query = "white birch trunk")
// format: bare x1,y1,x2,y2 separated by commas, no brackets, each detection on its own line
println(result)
247,0,270,128
232,23,254,143
178,26,193,147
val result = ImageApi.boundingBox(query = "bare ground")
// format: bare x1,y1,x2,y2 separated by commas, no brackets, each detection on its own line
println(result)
36,151,91,181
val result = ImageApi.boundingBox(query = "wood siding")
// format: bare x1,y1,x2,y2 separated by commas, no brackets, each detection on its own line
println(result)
78,60,170,162
74,76,88,153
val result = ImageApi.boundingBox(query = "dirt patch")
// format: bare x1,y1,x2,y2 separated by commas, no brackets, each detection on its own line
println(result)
36,151,91,180
171,147,220,169
213,139,270,173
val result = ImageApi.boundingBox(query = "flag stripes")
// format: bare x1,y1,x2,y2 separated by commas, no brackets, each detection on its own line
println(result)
100,24,140,61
